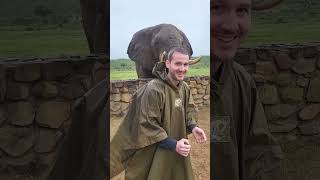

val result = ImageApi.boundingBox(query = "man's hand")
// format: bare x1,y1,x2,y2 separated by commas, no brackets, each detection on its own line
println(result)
175,138,191,157
192,127,207,143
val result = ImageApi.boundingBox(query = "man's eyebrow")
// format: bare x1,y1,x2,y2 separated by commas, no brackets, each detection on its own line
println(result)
239,3,251,8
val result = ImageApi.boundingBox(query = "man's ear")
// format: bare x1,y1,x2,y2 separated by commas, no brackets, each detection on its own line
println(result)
165,59,170,68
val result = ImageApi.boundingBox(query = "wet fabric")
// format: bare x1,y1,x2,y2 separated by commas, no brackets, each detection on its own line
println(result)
110,62,198,180
158,124,197,150
211,60,283,180
47,78,109,180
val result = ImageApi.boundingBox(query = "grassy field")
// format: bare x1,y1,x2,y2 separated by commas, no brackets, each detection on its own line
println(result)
110,56,210,80
110,68,210,80
0,21,319,58
0,26,89,57
1,19,320,80
242,22,320,47
0,20,319,57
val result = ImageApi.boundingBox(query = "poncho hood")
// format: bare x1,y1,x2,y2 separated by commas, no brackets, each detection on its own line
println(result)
151,61,183,90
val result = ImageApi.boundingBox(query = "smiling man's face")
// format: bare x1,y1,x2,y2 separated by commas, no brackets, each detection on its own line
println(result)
165,51,189,84
211,0,251,61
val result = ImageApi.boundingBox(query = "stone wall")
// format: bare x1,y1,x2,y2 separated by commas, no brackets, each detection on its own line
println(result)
110,76,210,116
0,55,107,178
234,43,320,180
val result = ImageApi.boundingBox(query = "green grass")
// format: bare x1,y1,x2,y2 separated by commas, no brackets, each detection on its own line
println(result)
2,21,319,58
110,71,138,80
0,27,88,57
110,58,136,71
110,68,209,80
242,21,320,47
110,56,210,80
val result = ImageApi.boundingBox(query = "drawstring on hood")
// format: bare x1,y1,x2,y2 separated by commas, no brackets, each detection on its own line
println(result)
152,61,182,90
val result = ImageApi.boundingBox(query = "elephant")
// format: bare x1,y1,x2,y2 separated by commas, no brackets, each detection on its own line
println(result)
127,24,196,78
127,1,283,78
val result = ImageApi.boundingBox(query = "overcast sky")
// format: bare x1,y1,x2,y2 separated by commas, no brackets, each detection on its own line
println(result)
110,0,210,59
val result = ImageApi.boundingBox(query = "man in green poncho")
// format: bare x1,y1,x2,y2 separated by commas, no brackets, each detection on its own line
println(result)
210,0,283,179
110,47,207,180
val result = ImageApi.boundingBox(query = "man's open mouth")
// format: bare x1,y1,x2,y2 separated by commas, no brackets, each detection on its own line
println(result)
216,35,237,43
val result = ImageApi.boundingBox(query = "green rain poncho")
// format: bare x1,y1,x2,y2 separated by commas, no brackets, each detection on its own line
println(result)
211,60,283,180
110,62,198,180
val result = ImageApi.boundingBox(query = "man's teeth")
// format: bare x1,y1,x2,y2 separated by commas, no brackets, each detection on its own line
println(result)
217,36,236,43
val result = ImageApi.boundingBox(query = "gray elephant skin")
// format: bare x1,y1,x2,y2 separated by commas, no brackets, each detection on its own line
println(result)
127,24,193,78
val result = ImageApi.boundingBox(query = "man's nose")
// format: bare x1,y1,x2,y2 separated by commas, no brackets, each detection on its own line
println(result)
220,13,238,33
179,66,188,71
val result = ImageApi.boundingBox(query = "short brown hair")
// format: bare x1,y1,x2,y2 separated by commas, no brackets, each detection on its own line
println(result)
167,47,190,61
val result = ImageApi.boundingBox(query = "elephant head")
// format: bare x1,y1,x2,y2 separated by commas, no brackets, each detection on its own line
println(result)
127,24,194,78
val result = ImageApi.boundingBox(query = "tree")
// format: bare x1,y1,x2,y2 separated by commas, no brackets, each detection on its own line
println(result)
80,0,107,54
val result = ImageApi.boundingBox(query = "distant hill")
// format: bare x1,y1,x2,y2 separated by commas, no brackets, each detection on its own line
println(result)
0,0,81,18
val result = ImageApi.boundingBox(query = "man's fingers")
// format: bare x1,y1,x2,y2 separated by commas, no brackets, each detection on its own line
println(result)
180,150,190,154
177,147,190,156
192,128,207,143
176,138,192,157
201,131,207,142
181,138,190,144
196,130,207,143
195,134,207,143
181,144,191,149
180,147,190,151
203,133,207,142
181,151,189,156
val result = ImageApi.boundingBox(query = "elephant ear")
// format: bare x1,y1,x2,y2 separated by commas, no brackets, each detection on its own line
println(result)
127,28,153,63
177,28,193,57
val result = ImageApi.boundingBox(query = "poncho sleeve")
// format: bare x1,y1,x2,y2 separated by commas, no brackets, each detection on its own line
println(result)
245,79,283,180
117,83,168,150
185,84,199,133
110,83,168,178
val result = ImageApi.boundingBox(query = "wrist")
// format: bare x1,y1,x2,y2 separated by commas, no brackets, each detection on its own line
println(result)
188,124,197,131
159,137,177,151
192,126,199,133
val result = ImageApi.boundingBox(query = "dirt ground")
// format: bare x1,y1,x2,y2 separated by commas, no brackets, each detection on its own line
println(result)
110,107,210,180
